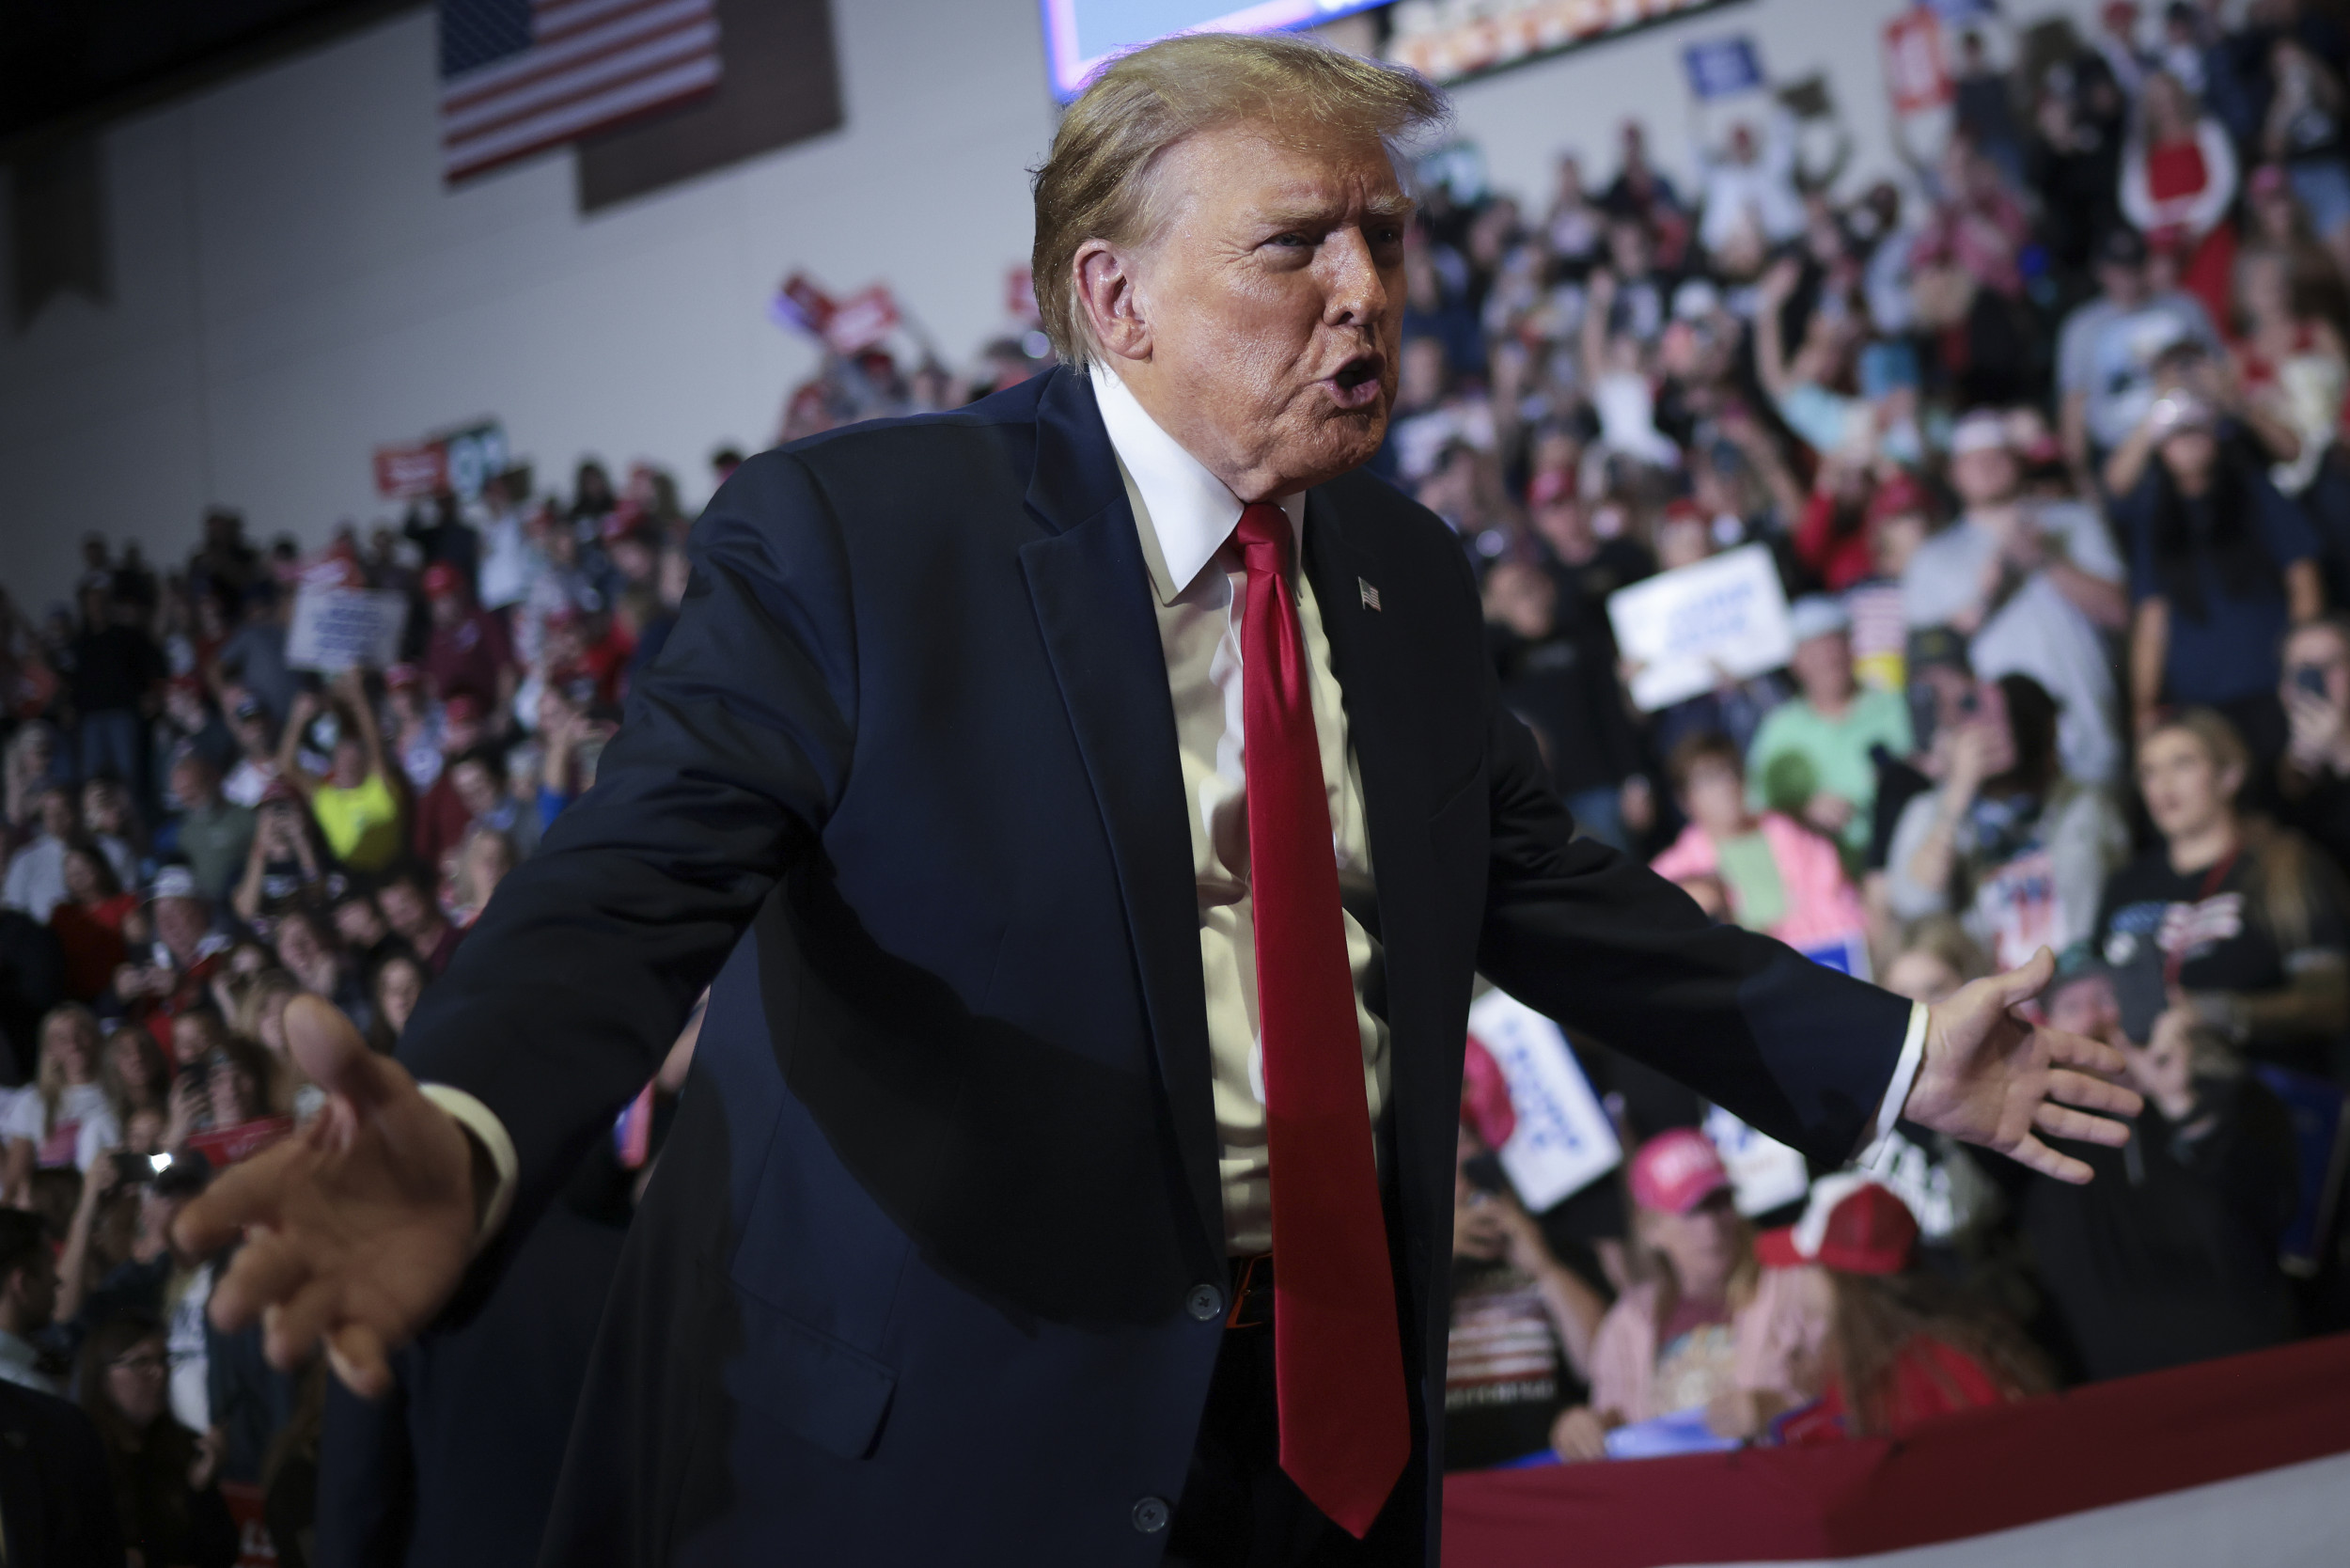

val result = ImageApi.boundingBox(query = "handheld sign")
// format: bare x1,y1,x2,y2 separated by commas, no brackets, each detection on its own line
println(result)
1606,543,1794,713
1465,989,1622,1212
1702,1103,1811,1217
288,587,408,673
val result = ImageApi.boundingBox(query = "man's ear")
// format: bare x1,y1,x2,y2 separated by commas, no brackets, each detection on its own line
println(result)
1073,241,1151,364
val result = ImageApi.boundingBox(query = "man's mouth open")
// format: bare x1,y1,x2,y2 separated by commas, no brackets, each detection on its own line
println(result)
1324,354,1385,410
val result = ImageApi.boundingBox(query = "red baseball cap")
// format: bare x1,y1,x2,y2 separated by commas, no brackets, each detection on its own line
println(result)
1528,469,1574,508
443,692,483,726
384,662,422,690
1627,1128,1731,1216
1756,1174,1919,1275
422,561,463,599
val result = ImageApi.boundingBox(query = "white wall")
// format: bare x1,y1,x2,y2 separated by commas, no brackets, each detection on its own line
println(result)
0,0,2104,607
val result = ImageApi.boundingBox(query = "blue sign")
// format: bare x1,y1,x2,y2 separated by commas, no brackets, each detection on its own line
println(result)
1683,36,1763,101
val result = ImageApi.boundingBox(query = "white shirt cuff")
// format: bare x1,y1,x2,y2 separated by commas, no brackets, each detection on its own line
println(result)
418,1084,518,1248
1856,1001,1929,1172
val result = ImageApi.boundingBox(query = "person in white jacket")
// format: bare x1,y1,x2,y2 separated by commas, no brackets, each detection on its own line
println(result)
2120,71,2239,266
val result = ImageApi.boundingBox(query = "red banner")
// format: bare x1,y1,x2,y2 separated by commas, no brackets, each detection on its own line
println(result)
1883,7,1951,117
1446,1332,2350,1566
187,1116,294,1168
822,285,901,355
372,440,447,500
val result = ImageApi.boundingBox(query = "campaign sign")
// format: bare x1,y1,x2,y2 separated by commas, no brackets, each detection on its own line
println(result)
187,1116,294,1169
1607,542,1794,713
288,588,407,673
1683,36,1763,101
372,440,445,499
823,284,902,355
1702,1103,1811,1218
1465,989,1622,1212
1884,7,1953,116
1799,933,1872,984
372,420,507,502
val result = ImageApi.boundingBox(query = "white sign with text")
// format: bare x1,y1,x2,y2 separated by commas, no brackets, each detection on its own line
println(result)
1606,543,1794,713
1465,989,1622,1212
288,588,407,673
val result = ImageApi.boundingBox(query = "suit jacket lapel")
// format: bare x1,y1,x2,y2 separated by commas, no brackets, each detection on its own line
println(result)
1019,369,1224,1264
1302,488,1455,1319
1302,488,1421,921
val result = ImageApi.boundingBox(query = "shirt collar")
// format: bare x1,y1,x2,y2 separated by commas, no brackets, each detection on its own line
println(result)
1089,362,1306,605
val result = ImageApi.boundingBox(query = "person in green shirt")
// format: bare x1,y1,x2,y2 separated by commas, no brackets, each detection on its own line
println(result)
1747,596,1913,870
281,669,405,876
164,748,254,904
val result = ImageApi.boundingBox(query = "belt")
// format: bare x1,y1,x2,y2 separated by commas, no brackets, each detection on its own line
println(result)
1224,1253,1274,1330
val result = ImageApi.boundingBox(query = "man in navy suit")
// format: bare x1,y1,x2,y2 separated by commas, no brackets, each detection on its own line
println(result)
181,32,2137,1568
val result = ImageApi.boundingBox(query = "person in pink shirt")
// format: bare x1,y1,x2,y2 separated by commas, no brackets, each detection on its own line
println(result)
1651,731,1867,959
1550,1130,1805,1459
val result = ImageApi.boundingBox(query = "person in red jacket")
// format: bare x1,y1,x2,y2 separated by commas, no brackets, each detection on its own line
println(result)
1762,1175,2050,1443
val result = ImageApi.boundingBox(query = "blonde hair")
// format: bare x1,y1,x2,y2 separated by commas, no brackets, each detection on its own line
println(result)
1029,31,1446,365
2149,706,2250,794
33,1002,102,1137
2152,707,2340,953
1898,914,1990,986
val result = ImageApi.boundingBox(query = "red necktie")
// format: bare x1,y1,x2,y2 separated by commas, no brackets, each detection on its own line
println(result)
1233,501,1408,1539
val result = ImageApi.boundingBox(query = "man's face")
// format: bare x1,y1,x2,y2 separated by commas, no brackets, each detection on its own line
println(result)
452,760,498,818
379,882,428,938
1099,120,1407,500
334,898,387,949
274,916,325,976
234,710,272,757
154,896,207,963
1790,632,1854,704
171,756,215,808
38,789,75,840
1950,445,2019,507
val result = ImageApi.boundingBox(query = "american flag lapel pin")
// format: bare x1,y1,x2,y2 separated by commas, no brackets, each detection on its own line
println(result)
1358,577,1382,612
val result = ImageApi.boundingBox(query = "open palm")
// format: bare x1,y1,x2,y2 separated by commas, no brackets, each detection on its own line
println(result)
176,996,478,1394
1905,947,2143,1184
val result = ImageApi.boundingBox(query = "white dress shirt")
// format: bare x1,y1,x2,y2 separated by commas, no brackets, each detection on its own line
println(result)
430,368,1924,1252
1091,363,1390,1255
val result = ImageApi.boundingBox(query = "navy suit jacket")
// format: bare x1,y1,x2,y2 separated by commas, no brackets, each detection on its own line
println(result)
400,367,1908,1565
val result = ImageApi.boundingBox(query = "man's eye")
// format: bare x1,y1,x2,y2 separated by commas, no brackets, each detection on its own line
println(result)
1270,233,1310,248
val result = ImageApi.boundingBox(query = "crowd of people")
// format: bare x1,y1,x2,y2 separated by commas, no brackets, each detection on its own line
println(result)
0,459,698,1562
6,0,2350,1558
1429,0,2350,1470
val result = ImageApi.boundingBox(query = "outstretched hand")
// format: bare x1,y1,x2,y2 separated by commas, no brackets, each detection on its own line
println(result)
1905,947,2143,1184
174,996,478,1396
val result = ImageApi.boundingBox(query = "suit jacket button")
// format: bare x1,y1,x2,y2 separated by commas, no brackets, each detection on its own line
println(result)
1184,1283,1224,1322
1133,1497,1171,1533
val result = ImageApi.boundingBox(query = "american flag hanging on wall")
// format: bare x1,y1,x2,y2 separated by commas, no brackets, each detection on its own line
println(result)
438,0,722,183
